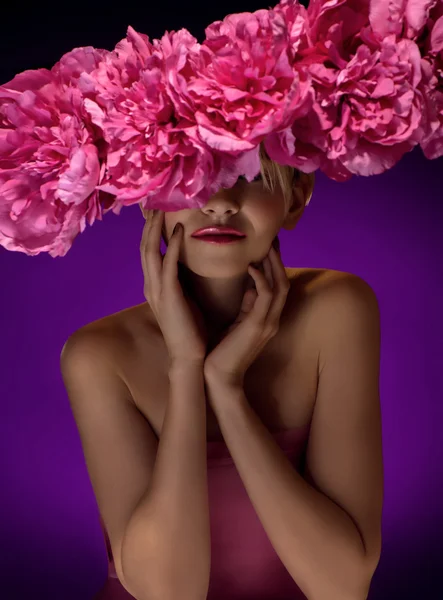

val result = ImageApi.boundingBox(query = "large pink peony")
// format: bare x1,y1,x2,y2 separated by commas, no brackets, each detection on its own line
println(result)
190,6,314,159
265,0,435,181
420,9,443,160
412,0,443,160
368,0,443,159
0,47,110,257
78,26,261,213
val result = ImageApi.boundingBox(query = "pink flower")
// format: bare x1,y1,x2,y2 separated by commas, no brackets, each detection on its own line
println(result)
412,0,443,160
191,6,314,159
78,26,257,212
368,0,443,159
368,0,438,40
265,0,432,181
0,47,109,257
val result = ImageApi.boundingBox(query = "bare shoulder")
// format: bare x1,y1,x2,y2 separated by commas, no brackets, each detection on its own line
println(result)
61,308,138,373
68,301,153,344
294,268,379,347
287,266,372,290
286,266,350,304
62,302,159,384
306,268,377,306
288,266,376,298
286,266,378,331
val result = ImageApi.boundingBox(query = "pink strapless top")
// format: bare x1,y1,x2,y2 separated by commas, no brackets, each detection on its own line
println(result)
97,424,309,600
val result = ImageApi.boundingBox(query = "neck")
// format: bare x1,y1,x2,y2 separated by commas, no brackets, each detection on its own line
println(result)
178,262,257,341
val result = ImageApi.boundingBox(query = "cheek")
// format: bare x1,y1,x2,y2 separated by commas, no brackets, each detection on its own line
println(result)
248,202,283,233
244,188,284,217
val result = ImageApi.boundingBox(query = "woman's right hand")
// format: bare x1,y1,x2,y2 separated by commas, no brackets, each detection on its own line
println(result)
140,209,208,365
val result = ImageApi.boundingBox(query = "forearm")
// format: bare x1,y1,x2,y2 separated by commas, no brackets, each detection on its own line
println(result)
122,360,211,600
205,378,372,600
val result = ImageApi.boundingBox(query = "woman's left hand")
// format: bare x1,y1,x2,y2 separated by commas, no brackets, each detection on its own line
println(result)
203,243,290,388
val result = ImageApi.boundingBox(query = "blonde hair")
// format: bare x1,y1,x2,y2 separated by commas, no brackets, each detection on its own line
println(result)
258,142,308,212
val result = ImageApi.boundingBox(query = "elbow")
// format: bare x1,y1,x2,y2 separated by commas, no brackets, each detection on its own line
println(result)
119,574,208,600
308,553,380,600
352,543,381,598
120,545,208,600
120,510,210,600
310,581,372,600
118,574,207,600
343,553,381,600
357,551,381,600
346,538,381,600
114,558,144,600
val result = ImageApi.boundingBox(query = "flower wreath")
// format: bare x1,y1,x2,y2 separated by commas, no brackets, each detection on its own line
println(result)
0,0,442,257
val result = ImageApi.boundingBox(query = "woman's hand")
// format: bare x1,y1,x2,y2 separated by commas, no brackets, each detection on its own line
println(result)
203,242,290,388
141,209,208,365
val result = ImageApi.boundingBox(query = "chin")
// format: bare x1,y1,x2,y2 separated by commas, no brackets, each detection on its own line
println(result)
185,262,249,277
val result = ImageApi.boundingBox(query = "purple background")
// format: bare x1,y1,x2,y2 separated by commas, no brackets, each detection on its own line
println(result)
2,146,442,600
1,2,443,599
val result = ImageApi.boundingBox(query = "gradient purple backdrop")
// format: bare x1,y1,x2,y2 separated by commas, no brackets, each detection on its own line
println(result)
1,2,443,599
1,145,442,600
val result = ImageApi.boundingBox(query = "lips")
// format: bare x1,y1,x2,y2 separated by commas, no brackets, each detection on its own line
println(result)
192,227,246,237
193,234,245,244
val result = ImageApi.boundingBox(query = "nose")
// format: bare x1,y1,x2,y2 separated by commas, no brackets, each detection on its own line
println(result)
201,189,241,217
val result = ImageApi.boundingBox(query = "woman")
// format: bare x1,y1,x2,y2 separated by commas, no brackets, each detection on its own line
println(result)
61,142,383,600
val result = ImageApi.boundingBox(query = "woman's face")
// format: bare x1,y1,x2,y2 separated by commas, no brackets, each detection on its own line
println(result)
157,175,291,278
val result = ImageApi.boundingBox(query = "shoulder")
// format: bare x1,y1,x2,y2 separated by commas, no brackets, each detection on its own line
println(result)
307,271,380,363
310,269,379,316
289,267,378,307
62,301,151,353
287,267,379,342
61,302,157,379
287,265,376,299
288,266,376,294
60,313,132,379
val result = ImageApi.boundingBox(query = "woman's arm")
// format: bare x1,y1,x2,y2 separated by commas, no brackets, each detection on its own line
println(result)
122,360,211,600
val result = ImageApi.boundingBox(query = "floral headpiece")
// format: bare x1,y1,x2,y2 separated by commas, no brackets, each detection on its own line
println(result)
1,0,442,257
